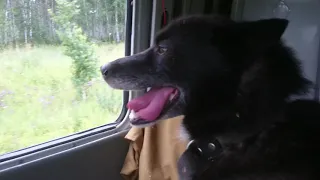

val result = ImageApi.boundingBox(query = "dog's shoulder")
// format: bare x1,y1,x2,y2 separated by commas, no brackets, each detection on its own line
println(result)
285,99,320,124
195,99,320,179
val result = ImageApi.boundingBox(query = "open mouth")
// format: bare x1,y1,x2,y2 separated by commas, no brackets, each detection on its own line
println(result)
127,87,180,126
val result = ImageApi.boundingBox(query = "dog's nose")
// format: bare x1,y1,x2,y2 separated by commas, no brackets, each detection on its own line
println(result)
100,63,110,76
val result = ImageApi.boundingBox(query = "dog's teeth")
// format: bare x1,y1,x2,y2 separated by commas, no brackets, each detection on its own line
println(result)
147,87,151,92
169,94,175,101
129,111,138,120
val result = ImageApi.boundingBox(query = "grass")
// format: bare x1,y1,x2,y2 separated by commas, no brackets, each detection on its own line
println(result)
0,43,124,155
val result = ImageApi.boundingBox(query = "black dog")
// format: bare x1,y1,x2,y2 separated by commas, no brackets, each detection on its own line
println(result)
101,15,320,179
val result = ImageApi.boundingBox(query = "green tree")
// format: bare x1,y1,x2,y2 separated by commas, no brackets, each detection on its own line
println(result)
49,0,98,100
0,0,126,46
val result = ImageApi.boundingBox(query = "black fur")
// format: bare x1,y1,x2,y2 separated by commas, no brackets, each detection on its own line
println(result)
101,15,320,179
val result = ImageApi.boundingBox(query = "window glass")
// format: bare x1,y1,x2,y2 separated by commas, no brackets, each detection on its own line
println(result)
0,0,126,155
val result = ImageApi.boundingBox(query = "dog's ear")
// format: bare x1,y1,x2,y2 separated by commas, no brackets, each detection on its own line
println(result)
212,18,289,53
232,18,289,46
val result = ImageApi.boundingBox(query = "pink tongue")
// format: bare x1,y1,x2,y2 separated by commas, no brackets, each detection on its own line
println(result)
127,87,175,121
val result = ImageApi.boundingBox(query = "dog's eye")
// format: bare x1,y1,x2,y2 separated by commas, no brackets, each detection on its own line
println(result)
157,46,168,55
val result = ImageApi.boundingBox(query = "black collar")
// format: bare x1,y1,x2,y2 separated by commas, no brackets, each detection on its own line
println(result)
177,137,223,180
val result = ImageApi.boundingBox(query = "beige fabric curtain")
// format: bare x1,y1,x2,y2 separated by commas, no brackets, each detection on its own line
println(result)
120,115,188,180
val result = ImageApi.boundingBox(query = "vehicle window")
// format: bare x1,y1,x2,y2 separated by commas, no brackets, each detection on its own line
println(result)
0,0,126,155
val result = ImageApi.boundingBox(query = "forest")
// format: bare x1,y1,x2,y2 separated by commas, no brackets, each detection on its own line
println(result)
0,0,126,48
0,0,126,155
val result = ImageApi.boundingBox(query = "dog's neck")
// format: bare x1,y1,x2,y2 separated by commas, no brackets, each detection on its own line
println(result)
180,61,290,146
180,119,253,146
180,87,287,146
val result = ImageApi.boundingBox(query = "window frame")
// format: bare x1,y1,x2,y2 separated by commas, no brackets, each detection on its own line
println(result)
0,0,132,165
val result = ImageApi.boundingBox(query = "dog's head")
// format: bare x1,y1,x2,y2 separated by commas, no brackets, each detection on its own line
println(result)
101,15,309,129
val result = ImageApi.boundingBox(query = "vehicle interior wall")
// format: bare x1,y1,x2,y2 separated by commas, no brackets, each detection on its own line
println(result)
0,131,130,180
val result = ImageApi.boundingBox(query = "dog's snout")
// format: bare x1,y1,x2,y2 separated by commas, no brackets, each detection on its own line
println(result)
100,63,110,76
